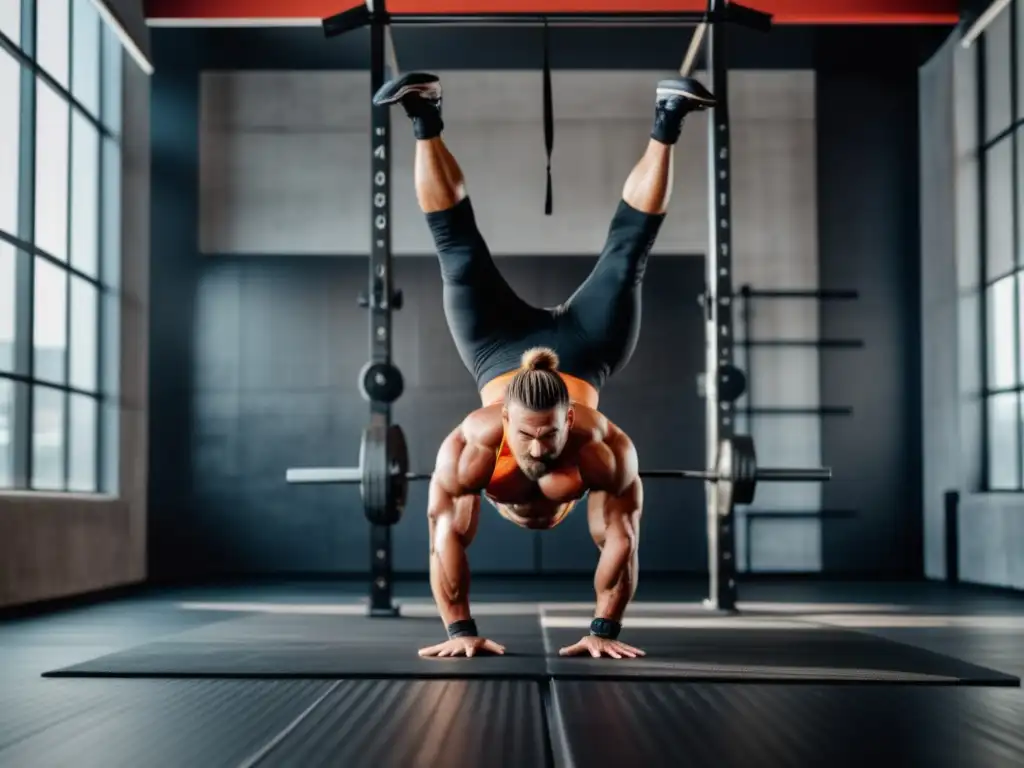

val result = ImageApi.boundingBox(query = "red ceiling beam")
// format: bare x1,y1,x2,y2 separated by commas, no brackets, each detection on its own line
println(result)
145,0,960,25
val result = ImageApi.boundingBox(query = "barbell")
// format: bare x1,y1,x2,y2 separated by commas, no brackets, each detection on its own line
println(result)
286,424,832,526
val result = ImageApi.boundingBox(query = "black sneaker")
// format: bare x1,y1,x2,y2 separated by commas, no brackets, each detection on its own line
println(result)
651,77,716,145
372,71,442,107
372,72,444,139
655,76,717,112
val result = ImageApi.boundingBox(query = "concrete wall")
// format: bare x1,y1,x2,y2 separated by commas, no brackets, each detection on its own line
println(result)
817,62,924,577
146,21,936,581
189,255,709,577
920,31,962,580
198,69,818,260
167,68,826,577
0,53,150,608
919,23,1024,591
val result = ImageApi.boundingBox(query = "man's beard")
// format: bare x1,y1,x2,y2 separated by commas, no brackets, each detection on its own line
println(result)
520,457,553,480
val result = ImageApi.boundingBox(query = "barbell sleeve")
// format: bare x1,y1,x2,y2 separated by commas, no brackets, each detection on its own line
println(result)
286,467,362,484
286,467,434,484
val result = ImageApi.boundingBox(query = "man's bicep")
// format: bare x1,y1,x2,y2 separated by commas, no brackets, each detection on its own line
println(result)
587,478,643,543
608,476,643,516
606,425,639,494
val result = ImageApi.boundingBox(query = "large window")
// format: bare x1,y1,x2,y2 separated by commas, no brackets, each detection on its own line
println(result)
0,0,123,492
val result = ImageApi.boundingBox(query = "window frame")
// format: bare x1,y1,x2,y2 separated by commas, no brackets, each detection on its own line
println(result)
0,0,122,495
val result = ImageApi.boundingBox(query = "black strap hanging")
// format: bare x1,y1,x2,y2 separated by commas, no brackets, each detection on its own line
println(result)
542,19,553,215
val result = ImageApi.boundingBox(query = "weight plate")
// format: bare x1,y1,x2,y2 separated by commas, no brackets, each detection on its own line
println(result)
729,434,757,506
358,361,405,404
717,364,747,403
361,423,390,525
387,424,409,524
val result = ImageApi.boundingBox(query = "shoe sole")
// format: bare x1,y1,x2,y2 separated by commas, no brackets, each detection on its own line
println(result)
375,81,441,105
656,85,716,105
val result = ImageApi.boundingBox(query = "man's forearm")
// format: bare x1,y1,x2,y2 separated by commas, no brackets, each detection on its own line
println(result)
593,531,638,622
429,514,473,627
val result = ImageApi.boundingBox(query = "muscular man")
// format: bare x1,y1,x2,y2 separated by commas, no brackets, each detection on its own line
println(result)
372,71,715,660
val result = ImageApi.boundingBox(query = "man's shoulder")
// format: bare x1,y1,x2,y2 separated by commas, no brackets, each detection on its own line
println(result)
460,404,504,446
572,410,637,494
571,405,622,444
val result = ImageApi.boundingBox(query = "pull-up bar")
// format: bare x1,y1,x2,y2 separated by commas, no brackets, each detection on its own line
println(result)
323,2,772,36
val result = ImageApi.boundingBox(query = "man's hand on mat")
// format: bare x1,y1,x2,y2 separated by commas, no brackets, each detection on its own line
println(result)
558,635,646,659
418,636,506,658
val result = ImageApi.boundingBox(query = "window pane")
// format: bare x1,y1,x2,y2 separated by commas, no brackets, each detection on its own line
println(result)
0,1,20,46
101,25,122,132
70,111,99,276
988,392,1020,489
71,0,101,117
987,276,1017,389
34,257,67,384
34,80,70,260
0,51,19,236
985,6,1013,140
37,0,70,90
0,242,13,372
32,385,65,490
69,277,97,391
68,392,96,492
0,378,12,487
101,138,120,288
986,139,1014,280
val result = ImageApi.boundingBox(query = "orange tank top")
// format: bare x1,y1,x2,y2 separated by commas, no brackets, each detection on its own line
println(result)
479,370,596,528
484,432,578,528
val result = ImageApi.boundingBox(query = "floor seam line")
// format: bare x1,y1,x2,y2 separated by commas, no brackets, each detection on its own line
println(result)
540,606,575,768
234,680,341,768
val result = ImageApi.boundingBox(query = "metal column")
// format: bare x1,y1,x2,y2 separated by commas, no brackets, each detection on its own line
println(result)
703,4,738,612
367,17,399,617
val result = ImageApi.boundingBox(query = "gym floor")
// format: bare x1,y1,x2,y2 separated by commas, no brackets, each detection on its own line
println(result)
2,578,1023,767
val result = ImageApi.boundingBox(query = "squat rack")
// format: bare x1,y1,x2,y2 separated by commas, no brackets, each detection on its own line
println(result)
320,0,773,614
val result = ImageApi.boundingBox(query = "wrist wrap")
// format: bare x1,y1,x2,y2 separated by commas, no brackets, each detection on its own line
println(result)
589,617,622,640
447,619,478,639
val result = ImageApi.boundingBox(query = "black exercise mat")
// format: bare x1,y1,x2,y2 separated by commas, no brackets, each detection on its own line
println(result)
43,613,1019,685
43,613,547,679
542,621,1020,685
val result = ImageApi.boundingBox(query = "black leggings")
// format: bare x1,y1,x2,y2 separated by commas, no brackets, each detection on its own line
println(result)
426,197,665,391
